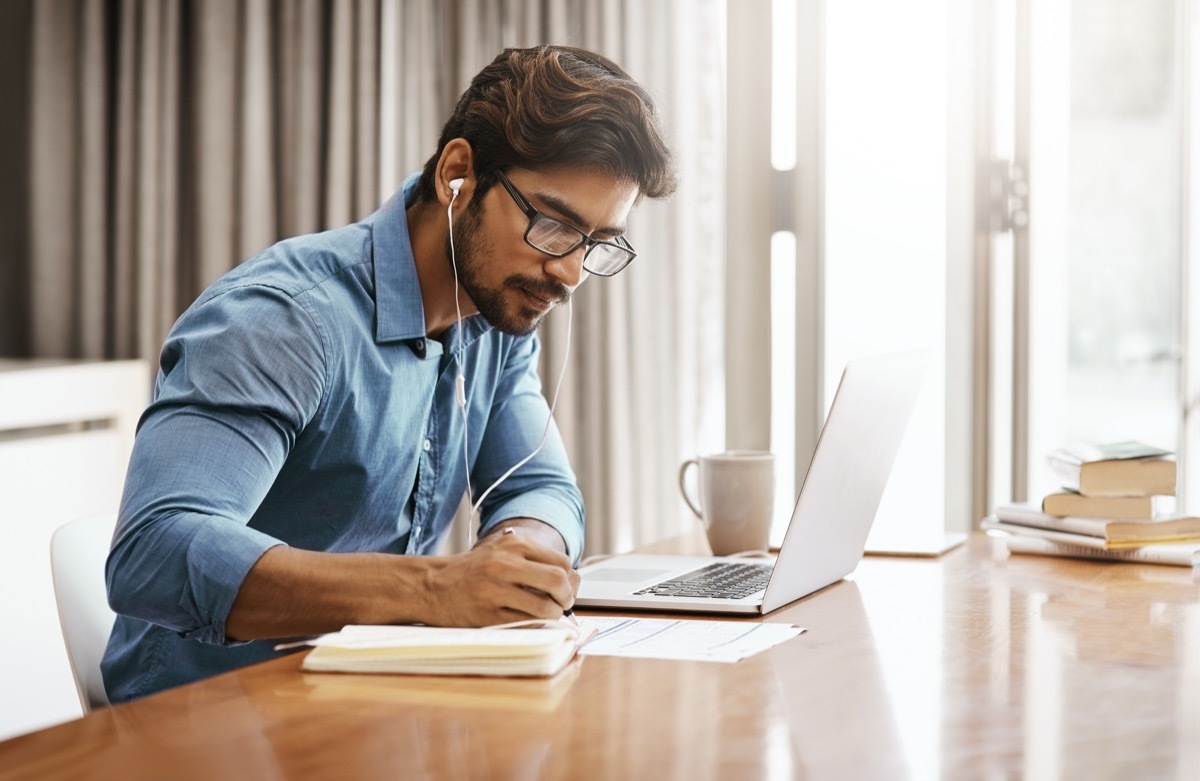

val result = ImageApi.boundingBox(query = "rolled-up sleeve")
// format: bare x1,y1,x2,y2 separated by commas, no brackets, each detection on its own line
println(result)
106,285,326,645
472,335,585,563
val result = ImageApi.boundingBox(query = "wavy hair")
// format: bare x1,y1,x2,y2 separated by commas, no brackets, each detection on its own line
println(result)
416,45,676,203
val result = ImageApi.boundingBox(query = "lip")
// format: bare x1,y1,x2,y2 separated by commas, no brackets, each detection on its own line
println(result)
521,289,556,311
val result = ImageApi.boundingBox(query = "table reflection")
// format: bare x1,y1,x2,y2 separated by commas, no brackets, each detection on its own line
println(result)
1010,555,1200,779
829,535,1200,780
770,580,906,780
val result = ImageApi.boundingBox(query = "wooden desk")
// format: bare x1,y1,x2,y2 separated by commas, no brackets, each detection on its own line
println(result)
2,533,1198,780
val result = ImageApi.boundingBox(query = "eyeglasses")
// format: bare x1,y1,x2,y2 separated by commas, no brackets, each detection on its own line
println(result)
494,170,637,277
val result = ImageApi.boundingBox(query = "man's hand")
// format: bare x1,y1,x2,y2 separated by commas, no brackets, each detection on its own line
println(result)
226,520,579,640
421,522,580,626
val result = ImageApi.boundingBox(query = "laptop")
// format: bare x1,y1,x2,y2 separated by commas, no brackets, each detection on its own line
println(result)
576,348,928,615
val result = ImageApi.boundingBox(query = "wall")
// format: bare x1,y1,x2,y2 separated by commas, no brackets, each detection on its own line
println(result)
0,360,148,741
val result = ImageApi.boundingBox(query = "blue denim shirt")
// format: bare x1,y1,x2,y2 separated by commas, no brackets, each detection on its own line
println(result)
101,175,584,702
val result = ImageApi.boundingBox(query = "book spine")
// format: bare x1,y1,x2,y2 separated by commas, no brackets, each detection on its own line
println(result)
1040,493,1167,521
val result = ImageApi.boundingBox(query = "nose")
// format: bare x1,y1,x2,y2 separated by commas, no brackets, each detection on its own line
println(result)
544,247,587,289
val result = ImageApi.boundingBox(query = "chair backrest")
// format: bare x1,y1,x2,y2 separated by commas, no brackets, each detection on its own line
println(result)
50,513,117,712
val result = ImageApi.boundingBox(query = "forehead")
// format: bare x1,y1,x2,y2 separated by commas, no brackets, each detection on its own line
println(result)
503,166,639,234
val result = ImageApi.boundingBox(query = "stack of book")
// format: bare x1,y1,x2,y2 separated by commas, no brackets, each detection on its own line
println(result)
982,441,1200,567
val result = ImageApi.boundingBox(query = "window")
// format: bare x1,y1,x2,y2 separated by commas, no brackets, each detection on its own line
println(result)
744,0,974,549
1023,0,1183,502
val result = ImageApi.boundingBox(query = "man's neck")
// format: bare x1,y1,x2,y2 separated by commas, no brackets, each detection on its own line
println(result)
406,200,475,340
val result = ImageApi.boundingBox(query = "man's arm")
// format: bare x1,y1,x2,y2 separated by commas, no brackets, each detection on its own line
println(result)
110,291,582,645
225,520,578,640
106,287,329,646
469,334,586,561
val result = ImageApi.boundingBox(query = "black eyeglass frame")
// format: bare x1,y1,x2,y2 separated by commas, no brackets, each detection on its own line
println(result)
493,170,637,277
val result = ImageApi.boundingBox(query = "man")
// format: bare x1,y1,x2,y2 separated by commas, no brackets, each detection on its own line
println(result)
102,45,676,702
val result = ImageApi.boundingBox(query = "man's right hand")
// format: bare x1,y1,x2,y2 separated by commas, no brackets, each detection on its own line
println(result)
226,529,579,641
418,528,579,626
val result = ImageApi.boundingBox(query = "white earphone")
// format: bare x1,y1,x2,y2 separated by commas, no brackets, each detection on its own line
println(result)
447,178,467,408
443,172,574,551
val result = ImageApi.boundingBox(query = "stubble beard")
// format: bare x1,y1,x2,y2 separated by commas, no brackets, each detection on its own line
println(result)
448,197,571,337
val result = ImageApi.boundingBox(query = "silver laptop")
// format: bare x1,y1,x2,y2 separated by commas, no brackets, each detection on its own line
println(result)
576,348,928,615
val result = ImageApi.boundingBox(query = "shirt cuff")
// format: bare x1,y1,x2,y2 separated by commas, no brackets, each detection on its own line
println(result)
177,520,286,646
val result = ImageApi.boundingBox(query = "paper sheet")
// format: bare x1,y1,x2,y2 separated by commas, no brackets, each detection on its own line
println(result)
576,616,805,663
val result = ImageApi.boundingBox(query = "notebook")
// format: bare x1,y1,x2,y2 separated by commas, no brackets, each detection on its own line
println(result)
291,620,595,677
576,348,928,615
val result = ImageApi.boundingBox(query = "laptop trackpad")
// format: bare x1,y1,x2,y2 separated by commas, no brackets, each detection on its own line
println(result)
587,568,675,583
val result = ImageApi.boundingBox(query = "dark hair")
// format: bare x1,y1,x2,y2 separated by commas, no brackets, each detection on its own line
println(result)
416,45,676,203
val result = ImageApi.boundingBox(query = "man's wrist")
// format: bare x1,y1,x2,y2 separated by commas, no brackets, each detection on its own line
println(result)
489,518,569,555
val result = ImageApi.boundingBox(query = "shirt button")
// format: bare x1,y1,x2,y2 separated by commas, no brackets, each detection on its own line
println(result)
422,438,432,451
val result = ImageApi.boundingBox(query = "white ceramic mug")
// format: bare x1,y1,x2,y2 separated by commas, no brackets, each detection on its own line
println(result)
678,451,775,555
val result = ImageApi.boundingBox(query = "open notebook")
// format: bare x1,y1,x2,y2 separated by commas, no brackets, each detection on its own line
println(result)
286,621,595,678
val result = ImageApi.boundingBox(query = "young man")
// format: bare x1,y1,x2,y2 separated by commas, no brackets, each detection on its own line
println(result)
102,45,676,701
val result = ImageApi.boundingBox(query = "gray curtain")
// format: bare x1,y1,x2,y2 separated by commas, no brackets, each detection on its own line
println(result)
25,0,389,360
13,0,725,555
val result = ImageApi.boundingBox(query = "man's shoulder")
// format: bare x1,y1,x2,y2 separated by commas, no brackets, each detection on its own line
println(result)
205,221,375,302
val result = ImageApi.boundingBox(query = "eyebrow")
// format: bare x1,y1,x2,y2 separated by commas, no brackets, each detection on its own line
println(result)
536,192,626,238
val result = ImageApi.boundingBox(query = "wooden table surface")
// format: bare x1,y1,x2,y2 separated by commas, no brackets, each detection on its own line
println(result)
2,532,1198,780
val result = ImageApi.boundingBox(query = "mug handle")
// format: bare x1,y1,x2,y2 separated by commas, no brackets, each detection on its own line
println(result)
678,459,703,519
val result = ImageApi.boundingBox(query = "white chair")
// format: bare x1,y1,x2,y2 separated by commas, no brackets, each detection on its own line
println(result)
50,513,117,712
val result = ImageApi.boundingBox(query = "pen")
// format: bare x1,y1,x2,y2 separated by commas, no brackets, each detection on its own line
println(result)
501,526,580,626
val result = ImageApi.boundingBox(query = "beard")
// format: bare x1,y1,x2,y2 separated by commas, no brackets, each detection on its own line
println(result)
447,196,572,337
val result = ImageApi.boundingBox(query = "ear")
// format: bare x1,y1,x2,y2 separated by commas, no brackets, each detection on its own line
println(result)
435,139,475,207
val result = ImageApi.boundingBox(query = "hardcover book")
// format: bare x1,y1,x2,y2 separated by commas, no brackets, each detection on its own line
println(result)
987,505,1200,549
1046,441,1176,497
1041,491,1174,520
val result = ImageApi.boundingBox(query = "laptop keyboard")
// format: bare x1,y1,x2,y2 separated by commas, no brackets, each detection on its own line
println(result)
633,561,773,600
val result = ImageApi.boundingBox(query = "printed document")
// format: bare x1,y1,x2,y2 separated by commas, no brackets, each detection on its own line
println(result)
577,616,804,663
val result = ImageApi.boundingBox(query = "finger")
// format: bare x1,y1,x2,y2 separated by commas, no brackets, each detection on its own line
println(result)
481,554,573,615
511,563,576,612
503,582,565,620
468,537,576,611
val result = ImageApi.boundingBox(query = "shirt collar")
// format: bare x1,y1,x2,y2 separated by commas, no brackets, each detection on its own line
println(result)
373,174,428,344
372,173,494,349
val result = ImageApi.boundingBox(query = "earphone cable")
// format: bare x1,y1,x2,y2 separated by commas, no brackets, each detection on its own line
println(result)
447,189,474,543
468,296,572,528
446,183,574,551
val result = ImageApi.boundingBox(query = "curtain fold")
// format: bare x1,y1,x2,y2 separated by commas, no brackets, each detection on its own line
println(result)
78,0,113,358
20,0,725,555
29,0,91,356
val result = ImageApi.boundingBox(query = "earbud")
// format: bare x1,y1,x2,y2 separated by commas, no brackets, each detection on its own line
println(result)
449,178,464,197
